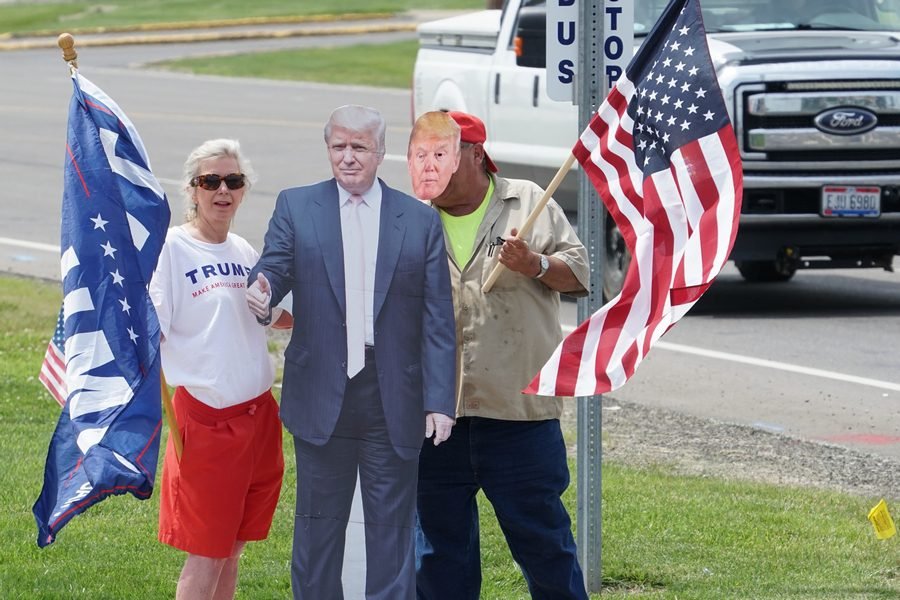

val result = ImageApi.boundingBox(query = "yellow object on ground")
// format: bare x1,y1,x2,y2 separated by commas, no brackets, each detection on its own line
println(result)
868,499,896,540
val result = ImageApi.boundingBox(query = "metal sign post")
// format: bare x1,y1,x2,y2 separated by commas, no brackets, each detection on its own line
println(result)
575,0,604,592
544,0,633,591
575,0,632,592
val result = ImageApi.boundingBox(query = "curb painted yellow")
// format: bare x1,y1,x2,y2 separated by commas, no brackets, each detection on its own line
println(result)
5,13,397,38
0,22,418,52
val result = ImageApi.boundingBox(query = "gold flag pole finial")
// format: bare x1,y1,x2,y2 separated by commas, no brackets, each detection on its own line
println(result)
57,33,78,73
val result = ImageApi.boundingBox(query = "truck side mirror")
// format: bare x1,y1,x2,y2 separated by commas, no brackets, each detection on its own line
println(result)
514,6,546,69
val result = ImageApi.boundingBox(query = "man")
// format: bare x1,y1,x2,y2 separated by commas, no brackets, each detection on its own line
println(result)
413,111,590,600
407,111,462,201
246,105,456,600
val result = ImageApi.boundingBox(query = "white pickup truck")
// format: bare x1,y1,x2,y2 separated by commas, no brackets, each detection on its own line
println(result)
412,0,900,295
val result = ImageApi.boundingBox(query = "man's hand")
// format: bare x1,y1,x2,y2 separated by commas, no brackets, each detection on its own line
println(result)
246,273,272,321
498,227,540,277
425,413,454,446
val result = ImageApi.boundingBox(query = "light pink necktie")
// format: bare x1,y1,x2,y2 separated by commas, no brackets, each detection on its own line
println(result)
345,194,366,378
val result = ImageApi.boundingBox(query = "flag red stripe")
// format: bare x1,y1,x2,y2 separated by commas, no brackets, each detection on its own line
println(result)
66,143,90,198
49,483,152,531
593,299,634,392
718,126,744,255
84,97,115,116
550,320,590,396
552,82,644,395
38,373,66,407
619,176,674,382
678,138,720,283
39,343,67,407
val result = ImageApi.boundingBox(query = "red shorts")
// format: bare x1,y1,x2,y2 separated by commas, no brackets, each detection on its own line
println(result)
158,387,284,558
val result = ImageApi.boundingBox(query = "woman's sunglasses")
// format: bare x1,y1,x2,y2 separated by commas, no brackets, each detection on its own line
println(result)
190,173,246,191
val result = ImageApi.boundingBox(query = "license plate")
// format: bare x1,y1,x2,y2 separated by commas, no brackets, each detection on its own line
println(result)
821,185,881,217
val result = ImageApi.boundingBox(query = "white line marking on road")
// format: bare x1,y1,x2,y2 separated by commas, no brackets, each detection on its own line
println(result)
655,340,900,392
0,237,59,253
560,325,900,392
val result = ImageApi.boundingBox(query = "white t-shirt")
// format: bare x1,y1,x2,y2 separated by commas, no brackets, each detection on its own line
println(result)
149,225,275,409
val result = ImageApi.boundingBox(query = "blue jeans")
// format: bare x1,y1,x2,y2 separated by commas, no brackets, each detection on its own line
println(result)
415,417,587,600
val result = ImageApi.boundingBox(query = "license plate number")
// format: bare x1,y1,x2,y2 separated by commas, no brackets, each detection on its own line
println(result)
821,186,880,217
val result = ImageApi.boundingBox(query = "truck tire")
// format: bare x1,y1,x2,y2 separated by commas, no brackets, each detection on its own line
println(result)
735,260,796,283
603,216,630,301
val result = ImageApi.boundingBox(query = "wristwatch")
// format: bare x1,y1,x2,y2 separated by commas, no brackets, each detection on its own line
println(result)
533,254,550,279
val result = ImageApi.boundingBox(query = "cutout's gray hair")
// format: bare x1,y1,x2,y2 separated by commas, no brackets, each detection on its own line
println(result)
324,105,386,154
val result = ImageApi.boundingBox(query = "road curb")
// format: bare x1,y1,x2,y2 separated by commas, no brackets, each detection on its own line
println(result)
0,22,418,52
0,12,397,38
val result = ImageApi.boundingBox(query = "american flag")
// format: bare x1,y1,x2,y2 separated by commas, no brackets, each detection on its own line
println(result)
33,72,170,547
39,308,67,407
527,0,742,397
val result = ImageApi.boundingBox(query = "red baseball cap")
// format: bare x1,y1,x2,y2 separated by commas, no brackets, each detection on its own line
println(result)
448,111,499,173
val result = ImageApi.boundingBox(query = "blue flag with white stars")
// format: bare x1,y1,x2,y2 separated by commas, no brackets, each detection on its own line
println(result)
33,72,171,547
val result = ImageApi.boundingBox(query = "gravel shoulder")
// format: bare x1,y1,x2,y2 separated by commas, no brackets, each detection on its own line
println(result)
563,395,900,501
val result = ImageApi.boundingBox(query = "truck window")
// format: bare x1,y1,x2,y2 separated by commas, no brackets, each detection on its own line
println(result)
641,0,898,33
710,0,896,32
508,0,545,51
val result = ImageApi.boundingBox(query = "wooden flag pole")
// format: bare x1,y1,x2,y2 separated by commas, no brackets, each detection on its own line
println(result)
160,371,182,461
56,33,182,462
481,152,577,293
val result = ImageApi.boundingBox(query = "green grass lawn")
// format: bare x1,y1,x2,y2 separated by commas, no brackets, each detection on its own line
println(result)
1,274,897,598
160,40,419,89
0,1,483,35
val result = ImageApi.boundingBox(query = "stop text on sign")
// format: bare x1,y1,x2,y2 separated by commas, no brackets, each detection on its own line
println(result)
603,0,633,91
545,1,634,102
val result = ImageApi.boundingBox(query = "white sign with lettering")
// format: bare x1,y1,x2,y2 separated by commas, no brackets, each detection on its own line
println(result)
603,0,634,92
547,1,635,102
546,0,578,101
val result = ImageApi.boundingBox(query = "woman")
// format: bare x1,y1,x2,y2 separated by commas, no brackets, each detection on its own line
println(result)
149,139,285,600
